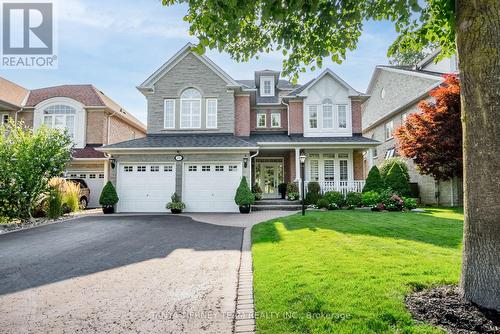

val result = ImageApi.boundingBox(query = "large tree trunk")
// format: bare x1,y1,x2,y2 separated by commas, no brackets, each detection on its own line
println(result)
456,0,500,311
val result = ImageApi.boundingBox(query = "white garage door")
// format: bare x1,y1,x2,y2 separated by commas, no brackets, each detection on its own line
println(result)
183,163,242,212
66,171,105,208
117,163,176,212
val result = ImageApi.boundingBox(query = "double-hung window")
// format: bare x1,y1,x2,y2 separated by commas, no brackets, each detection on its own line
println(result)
257,113,266,128
180,88,201,128
385,120,394,140
309,154,320,181
206,99,217,128
322,99,333,128
42,105,76,140
337,105,347,128
323,154,335,181
308,105,318,129
164,99,175,129
260,76,275,96
338,153,349,181
271,113,281,128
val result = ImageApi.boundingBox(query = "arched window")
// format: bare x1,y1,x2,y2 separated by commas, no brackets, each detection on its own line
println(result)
43,104,77,139
322,98,333,129
180,88,201,128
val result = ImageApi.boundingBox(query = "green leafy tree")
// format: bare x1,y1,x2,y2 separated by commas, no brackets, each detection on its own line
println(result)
388,46,435,66
99,181,119,206
384,164,411,196
234,177,255,206
162,0,500,309
363,166,385,193
0,121,72,220
379,158,410,181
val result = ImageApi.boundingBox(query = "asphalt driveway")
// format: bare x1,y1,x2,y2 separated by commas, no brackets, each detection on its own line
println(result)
0,215,243,333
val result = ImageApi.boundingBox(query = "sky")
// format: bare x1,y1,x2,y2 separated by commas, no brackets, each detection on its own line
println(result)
0,0,399,123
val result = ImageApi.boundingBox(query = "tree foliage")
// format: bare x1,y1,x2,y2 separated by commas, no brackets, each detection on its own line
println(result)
0,121,72,220
395,75,462,180
363,166,385,193
384,163,411,196
388,47,435,66
163,0,455,81
379,157,410,181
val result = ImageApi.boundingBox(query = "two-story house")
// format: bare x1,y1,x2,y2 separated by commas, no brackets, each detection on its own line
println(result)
0,77,146,207
362,50,462,206
99,43,379,213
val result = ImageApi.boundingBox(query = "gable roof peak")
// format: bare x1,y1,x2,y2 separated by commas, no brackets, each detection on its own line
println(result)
137,43,240,93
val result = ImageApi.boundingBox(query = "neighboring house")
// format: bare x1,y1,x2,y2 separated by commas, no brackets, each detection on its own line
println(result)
0,77,146,207
99,43,379,213
362,50,462,206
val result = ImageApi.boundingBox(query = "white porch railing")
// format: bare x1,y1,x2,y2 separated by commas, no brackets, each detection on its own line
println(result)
306,180,365,197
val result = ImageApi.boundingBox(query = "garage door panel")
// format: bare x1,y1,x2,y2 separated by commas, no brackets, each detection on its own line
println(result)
117,164,176,213
66,171,105,208
183,163,242,213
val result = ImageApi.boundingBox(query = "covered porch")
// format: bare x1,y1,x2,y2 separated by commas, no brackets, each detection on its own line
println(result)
251,147,366,198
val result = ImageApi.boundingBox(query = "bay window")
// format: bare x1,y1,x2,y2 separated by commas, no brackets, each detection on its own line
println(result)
180,88,201,128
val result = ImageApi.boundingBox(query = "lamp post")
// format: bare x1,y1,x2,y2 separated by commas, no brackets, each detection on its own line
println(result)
299,153,307,216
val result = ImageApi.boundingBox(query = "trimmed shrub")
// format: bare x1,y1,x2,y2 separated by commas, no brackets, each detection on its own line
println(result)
317,198,330,210
47,185,63,219
379,157,410,180
166,192,186,210
307,182,321,194
286,182,300,201
361,191,380,207
403,197,418,210
363,166,385,193
99,181,119,206
385,163,411,196
323,191,345,208
234,177,255,206
345,192,362,208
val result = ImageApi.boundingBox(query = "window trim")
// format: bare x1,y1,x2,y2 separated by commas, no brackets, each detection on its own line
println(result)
257,113,267,128
322,103,333,129
308,105,318,129
163,99,175,129
42,108,77,141
1,113,9,124
385,120,394,140
337,104,347,129
180,88,202,129
260,76,275,97
205,98,218,129
270,113,281,128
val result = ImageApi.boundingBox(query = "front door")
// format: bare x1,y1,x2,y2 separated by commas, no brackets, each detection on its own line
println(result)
256,160,284,198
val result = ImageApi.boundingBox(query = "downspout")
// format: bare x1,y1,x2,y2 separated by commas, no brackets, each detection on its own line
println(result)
248,150,260,187
14,107,22,123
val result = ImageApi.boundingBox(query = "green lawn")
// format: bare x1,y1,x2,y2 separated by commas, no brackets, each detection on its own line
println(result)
252,208,464,333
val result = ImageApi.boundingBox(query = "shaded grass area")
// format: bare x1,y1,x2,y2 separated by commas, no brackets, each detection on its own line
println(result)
252,208,463,333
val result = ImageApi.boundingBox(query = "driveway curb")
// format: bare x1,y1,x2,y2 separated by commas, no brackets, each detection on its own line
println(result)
233,227,256,334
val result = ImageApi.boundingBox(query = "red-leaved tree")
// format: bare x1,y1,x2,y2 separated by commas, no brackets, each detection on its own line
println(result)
395,75,462,181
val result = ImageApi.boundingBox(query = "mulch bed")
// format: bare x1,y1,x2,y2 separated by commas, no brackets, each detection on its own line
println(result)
405,285,500,333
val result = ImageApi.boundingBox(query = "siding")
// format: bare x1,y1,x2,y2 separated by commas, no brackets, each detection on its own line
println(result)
147,53,235,134
362,69,439,130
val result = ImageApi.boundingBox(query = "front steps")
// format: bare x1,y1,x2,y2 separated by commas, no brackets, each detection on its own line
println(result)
252,199,302,211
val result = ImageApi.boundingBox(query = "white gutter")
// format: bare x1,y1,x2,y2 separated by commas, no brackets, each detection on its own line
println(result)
96,146,259,152
248,150,260,187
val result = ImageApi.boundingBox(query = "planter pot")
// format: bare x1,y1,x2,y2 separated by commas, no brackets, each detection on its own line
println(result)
170,208,182,214
102,205,114,214
279,192,286,199
239,205,251,214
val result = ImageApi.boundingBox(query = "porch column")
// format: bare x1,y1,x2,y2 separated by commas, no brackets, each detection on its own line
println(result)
104,160,110,183
294,147,301,181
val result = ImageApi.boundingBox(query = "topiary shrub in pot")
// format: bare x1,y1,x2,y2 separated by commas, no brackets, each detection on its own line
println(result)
234,177,255,214
278,183,288,199
99,181,119,214
166,192,186,214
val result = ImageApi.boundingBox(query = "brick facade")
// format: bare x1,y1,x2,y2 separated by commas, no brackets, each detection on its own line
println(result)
250,108,287,132
353,150,364,180
351,100,362,135
234,95,251,136
86,110,106,144
108,115,145,145
288,100,303,134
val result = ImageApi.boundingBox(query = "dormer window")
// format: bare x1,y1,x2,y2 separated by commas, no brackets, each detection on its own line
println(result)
260,76,275,97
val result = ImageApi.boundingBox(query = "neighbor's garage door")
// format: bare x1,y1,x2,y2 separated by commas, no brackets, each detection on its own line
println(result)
67,171,105,208
183,163,242,212
117,163,176,212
